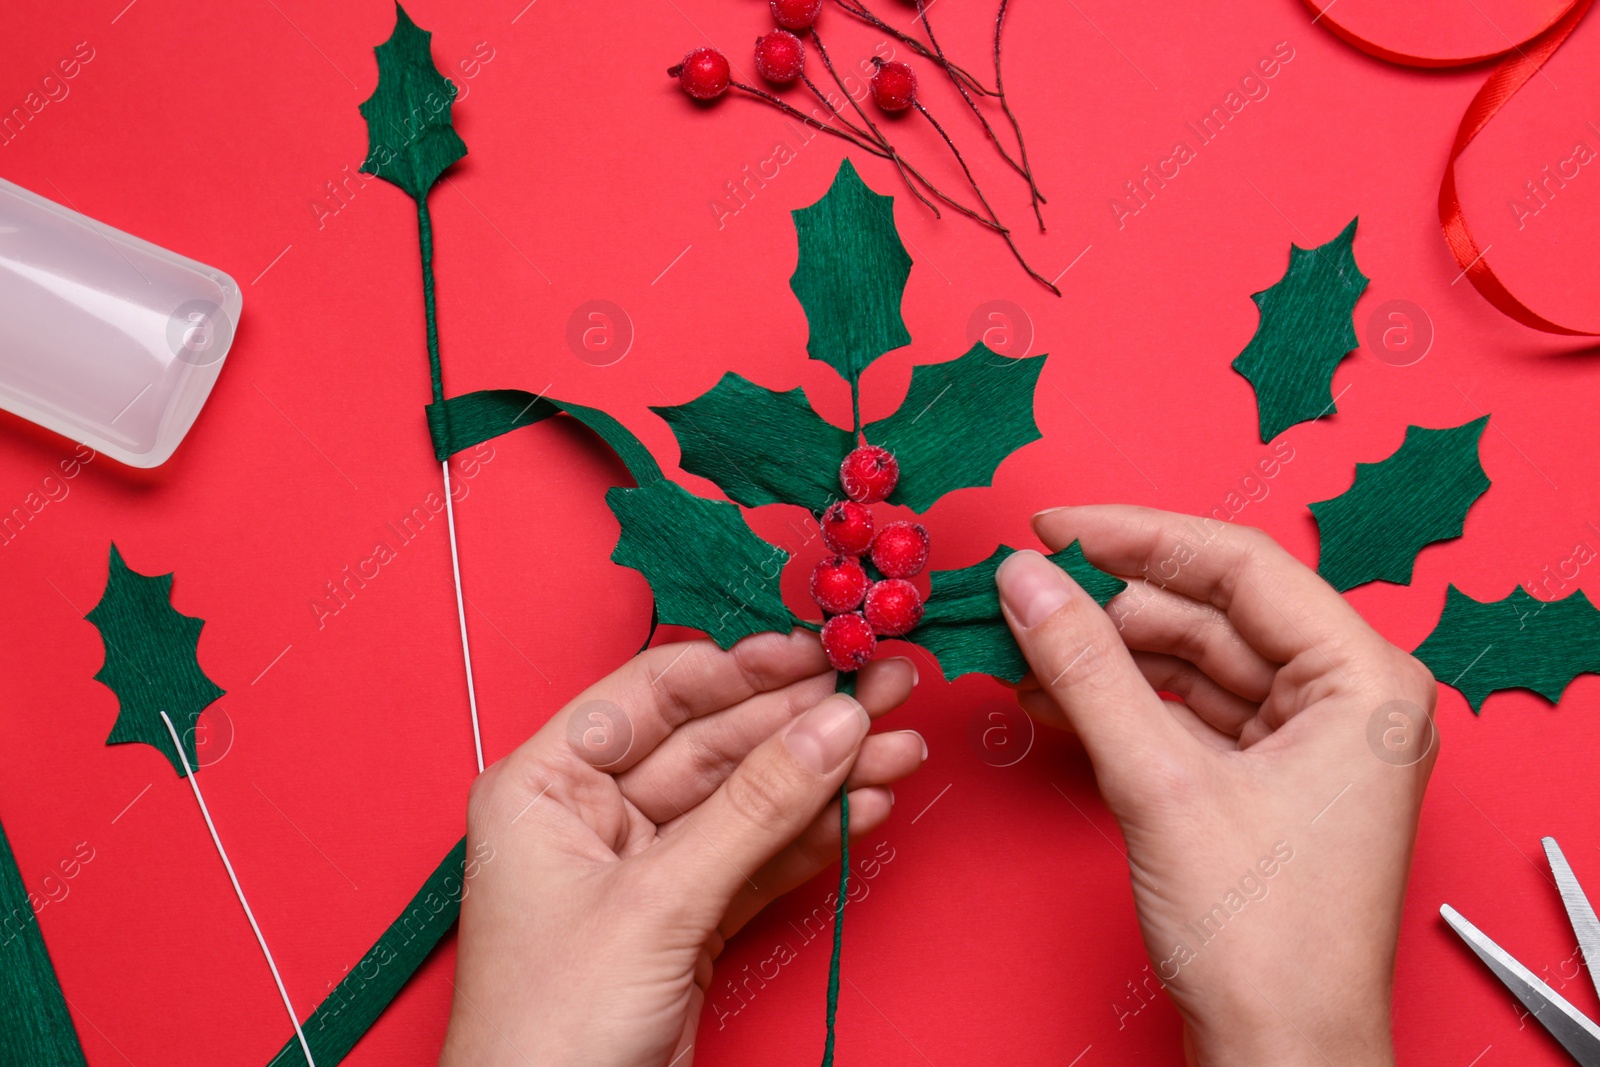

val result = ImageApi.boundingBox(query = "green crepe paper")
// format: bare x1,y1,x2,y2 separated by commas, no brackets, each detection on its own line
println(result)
867,343,1047,514
358,3,466,202
425,388,663,484
790,159,913,387
652,373,853,514
85,544,225,777
1414,585,1600,713
607,480,793,649
0,816,88,1067
1310,416,1490,592
1231,218,1369,442
912,541,1126,683
266,839,467,1067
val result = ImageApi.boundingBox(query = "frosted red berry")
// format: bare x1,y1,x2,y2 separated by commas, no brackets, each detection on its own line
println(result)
840,444,898,504
770,0,823,30
820,500,875,555
755,30,805,84
872,61,917,112
822,611,877,670
811,554,869,614
864,579,924,636
870,521,929,578
672,47,730,100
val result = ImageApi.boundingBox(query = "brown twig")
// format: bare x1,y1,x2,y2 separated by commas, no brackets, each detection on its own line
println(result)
728,80,892,159
830,0,992,96
995,0,1047,229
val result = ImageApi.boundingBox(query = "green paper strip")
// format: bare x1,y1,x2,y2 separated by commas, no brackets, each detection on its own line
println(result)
789,159,913,387
425,389,662,485
866,343,1047,513
1414,585,1600,713
0,815,88,1067
1231,218,1369,442
652,373,853,514
266,838,467,1067
607,480,793,650
86,544,226,777
1309,416,1490,591
913,541,1125,683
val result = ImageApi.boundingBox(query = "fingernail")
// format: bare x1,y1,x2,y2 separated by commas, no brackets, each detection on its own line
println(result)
886,655,919,686
997,549,1078,628
888,729,927,760
786,694,870,773
1032,506,1070,522
888,788,896,806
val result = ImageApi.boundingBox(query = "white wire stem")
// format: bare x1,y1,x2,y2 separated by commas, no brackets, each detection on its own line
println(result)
159,710,316,1067
441,459,485,773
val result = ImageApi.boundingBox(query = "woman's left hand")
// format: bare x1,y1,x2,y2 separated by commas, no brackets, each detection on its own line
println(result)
439,630,925,1067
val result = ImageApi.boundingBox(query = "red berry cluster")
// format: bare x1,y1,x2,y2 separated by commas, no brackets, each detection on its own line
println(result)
665,0,1057,293
811,445,931,672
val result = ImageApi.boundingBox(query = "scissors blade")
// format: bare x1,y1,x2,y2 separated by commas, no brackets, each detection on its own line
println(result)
1545,837,1600,1004
1442,904,1600,1067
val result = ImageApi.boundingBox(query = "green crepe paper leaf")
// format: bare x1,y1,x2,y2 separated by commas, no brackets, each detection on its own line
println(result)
866,343,1046,513
1231,218,1369,442
652,373,854,514
358,4,467,201
425,388,663,484
0,815,88,1067
912,542,1125,683
85,544,225,777
1414,585,1600,713
789,159,913,385
1310,416,1490,591
266,838,467,1066
607,480,792,649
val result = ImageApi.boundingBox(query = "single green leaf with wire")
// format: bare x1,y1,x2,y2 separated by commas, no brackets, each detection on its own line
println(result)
1414,585,1600,713
1232,218,1369,442
85,544,225,777
790,159,912,386
358,3,466,201
653,373,853,514
912,542,1125,683
1309,416,1490,591
866,343,1047,513
607,480,793,649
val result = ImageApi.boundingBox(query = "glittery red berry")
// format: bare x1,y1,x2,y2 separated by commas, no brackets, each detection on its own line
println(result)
820,501,874,555
822,611,876,670
872,61,916,112
870,521,929,578
811,554,869,614
864,579,924,636
770,0,823,30
755,30,805,84
840,444,898,504
671,47,730,100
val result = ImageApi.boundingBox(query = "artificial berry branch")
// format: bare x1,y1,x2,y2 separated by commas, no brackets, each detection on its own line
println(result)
667,0,1058,293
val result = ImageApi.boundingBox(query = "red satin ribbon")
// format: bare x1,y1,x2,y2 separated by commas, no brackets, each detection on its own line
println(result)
1303,0,1598,335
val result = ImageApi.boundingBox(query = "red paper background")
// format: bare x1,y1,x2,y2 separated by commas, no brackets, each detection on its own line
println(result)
3,1,1600,1064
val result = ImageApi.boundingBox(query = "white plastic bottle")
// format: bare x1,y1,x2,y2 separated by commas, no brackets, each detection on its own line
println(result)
0,177,241,467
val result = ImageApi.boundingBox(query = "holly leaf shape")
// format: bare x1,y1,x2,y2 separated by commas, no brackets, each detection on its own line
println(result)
607,480,793,649
1310,416,1490,591
790,159,912,385
653,373,853,514
1414,585,1600,713
86,544,225,776
359,3,466,201
1232,218,1369,442
912,542,1125,683
867,343,1046,513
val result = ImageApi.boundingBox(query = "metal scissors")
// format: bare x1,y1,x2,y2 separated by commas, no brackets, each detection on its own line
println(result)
1443,837,1600,1065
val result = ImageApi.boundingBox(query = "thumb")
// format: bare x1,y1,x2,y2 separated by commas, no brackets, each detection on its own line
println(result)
651,692,870,909
997,550,1190,790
